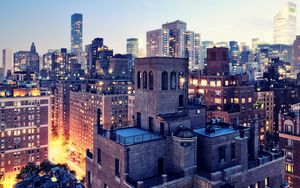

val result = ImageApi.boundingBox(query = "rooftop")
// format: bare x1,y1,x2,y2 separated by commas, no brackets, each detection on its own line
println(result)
193,126,236,137
113,127,163,145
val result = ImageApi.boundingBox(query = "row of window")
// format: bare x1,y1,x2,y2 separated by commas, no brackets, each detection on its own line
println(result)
137,71,185,90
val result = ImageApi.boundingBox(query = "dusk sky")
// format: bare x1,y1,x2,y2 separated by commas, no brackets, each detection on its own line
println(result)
0,0,299,57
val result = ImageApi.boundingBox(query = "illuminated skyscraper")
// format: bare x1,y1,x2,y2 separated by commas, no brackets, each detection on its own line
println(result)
274,1,296,45
126,38,139,58
71,13,83,54
146,28,169,57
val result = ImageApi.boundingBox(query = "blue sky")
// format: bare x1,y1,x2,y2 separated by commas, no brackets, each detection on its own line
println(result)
0,0,299,56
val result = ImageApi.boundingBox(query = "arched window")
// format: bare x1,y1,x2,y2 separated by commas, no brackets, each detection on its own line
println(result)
149,71,153,90
143,71,147,89
170,71,176,90
178,72,184,89
161,71,168,90
137,71,141,89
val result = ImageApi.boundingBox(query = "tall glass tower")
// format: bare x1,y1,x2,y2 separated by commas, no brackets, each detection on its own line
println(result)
274,2,296,45
126,38,139,58
71,13,83,54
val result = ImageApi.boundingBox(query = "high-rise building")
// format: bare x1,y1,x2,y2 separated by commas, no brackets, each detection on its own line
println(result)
274,1,296,45
252,38,260,50
147,20,201,71
162,20,187,58
14,43,39,75
293,36,300,76
86,38,113,78
2,48,13,77
146,28,169,57
0,86,50,180
126,38,139,58
71,13,83,54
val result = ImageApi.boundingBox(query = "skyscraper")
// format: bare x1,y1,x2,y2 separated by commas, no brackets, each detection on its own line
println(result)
2,48,13,77
146,28,169,57
126,38,139,58
274,1,296,45
14,43,39,75
71,13,83,54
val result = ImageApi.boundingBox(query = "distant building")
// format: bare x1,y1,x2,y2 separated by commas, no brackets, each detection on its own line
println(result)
0,86,50,178
146,28,169,57
292,36,300,76
274,1,297,45
71,13,83,54
14,43,39,75
2,48,13,77
126,38,139,58
279,103,300,188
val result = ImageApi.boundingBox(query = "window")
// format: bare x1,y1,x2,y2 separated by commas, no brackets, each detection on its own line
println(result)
149,71,153,90
115,158,120,177
231,143,236,160
179,95,184,107
265,177,270,187
104,184,108,188
286,138,293,147
137,112,141,128
149,117,153,132
170,72,176,90
137,71,141,89
97,148,102,164
160,123,165,136
286,163,294,173
143,71,147,89
161,71,168,90
178,72,184,89
218,145,226,163
87,170,92,185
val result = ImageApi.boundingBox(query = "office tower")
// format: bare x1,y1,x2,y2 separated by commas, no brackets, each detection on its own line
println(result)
86,57,285,188
184,31,201,70
2,49,13,77
71,13,83,54
14,43,39,75
86,38,113,78
274,1,296,45
293,36,300,76
126,38,139,58
200,40,214,71
0,86,50,179
215,41,228,48
146,28,169,57
162,20,187,58
252,38,260,50
279,103,300,188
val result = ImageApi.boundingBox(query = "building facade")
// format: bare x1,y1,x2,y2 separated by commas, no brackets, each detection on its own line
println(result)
2,49,13,77
71,13,83,54
126,38,139,58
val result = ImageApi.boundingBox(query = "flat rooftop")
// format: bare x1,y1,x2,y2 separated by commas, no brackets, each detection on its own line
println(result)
115,127,163,145
193,126,236,137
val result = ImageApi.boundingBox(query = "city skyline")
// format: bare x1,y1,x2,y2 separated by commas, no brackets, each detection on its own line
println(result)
0,0,299,57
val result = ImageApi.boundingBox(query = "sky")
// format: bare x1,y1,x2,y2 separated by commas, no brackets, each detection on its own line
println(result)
0,0,299,57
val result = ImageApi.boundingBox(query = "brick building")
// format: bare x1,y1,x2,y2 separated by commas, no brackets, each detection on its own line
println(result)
86,57,286,188
0,86,50,180
279,103,300,187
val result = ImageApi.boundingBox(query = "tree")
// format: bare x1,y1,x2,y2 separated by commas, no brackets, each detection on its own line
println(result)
16,162,39,181
39,160,55,175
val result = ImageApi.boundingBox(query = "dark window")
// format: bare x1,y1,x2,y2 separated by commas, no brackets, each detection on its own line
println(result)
170,72,176,90
231,143,236,160
115,158,120,177
158,158,164,175
160,123,165,136
161,71,168,90
149,71,153,90
211,52,216,61
143,71,147,89
223,52,227,61
87,170,92,185
179,95,184,107
149,117,154,132
137,112,141,128
104,184,108,188
137,71,141,89
218,145,226,163
97,148,102,164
